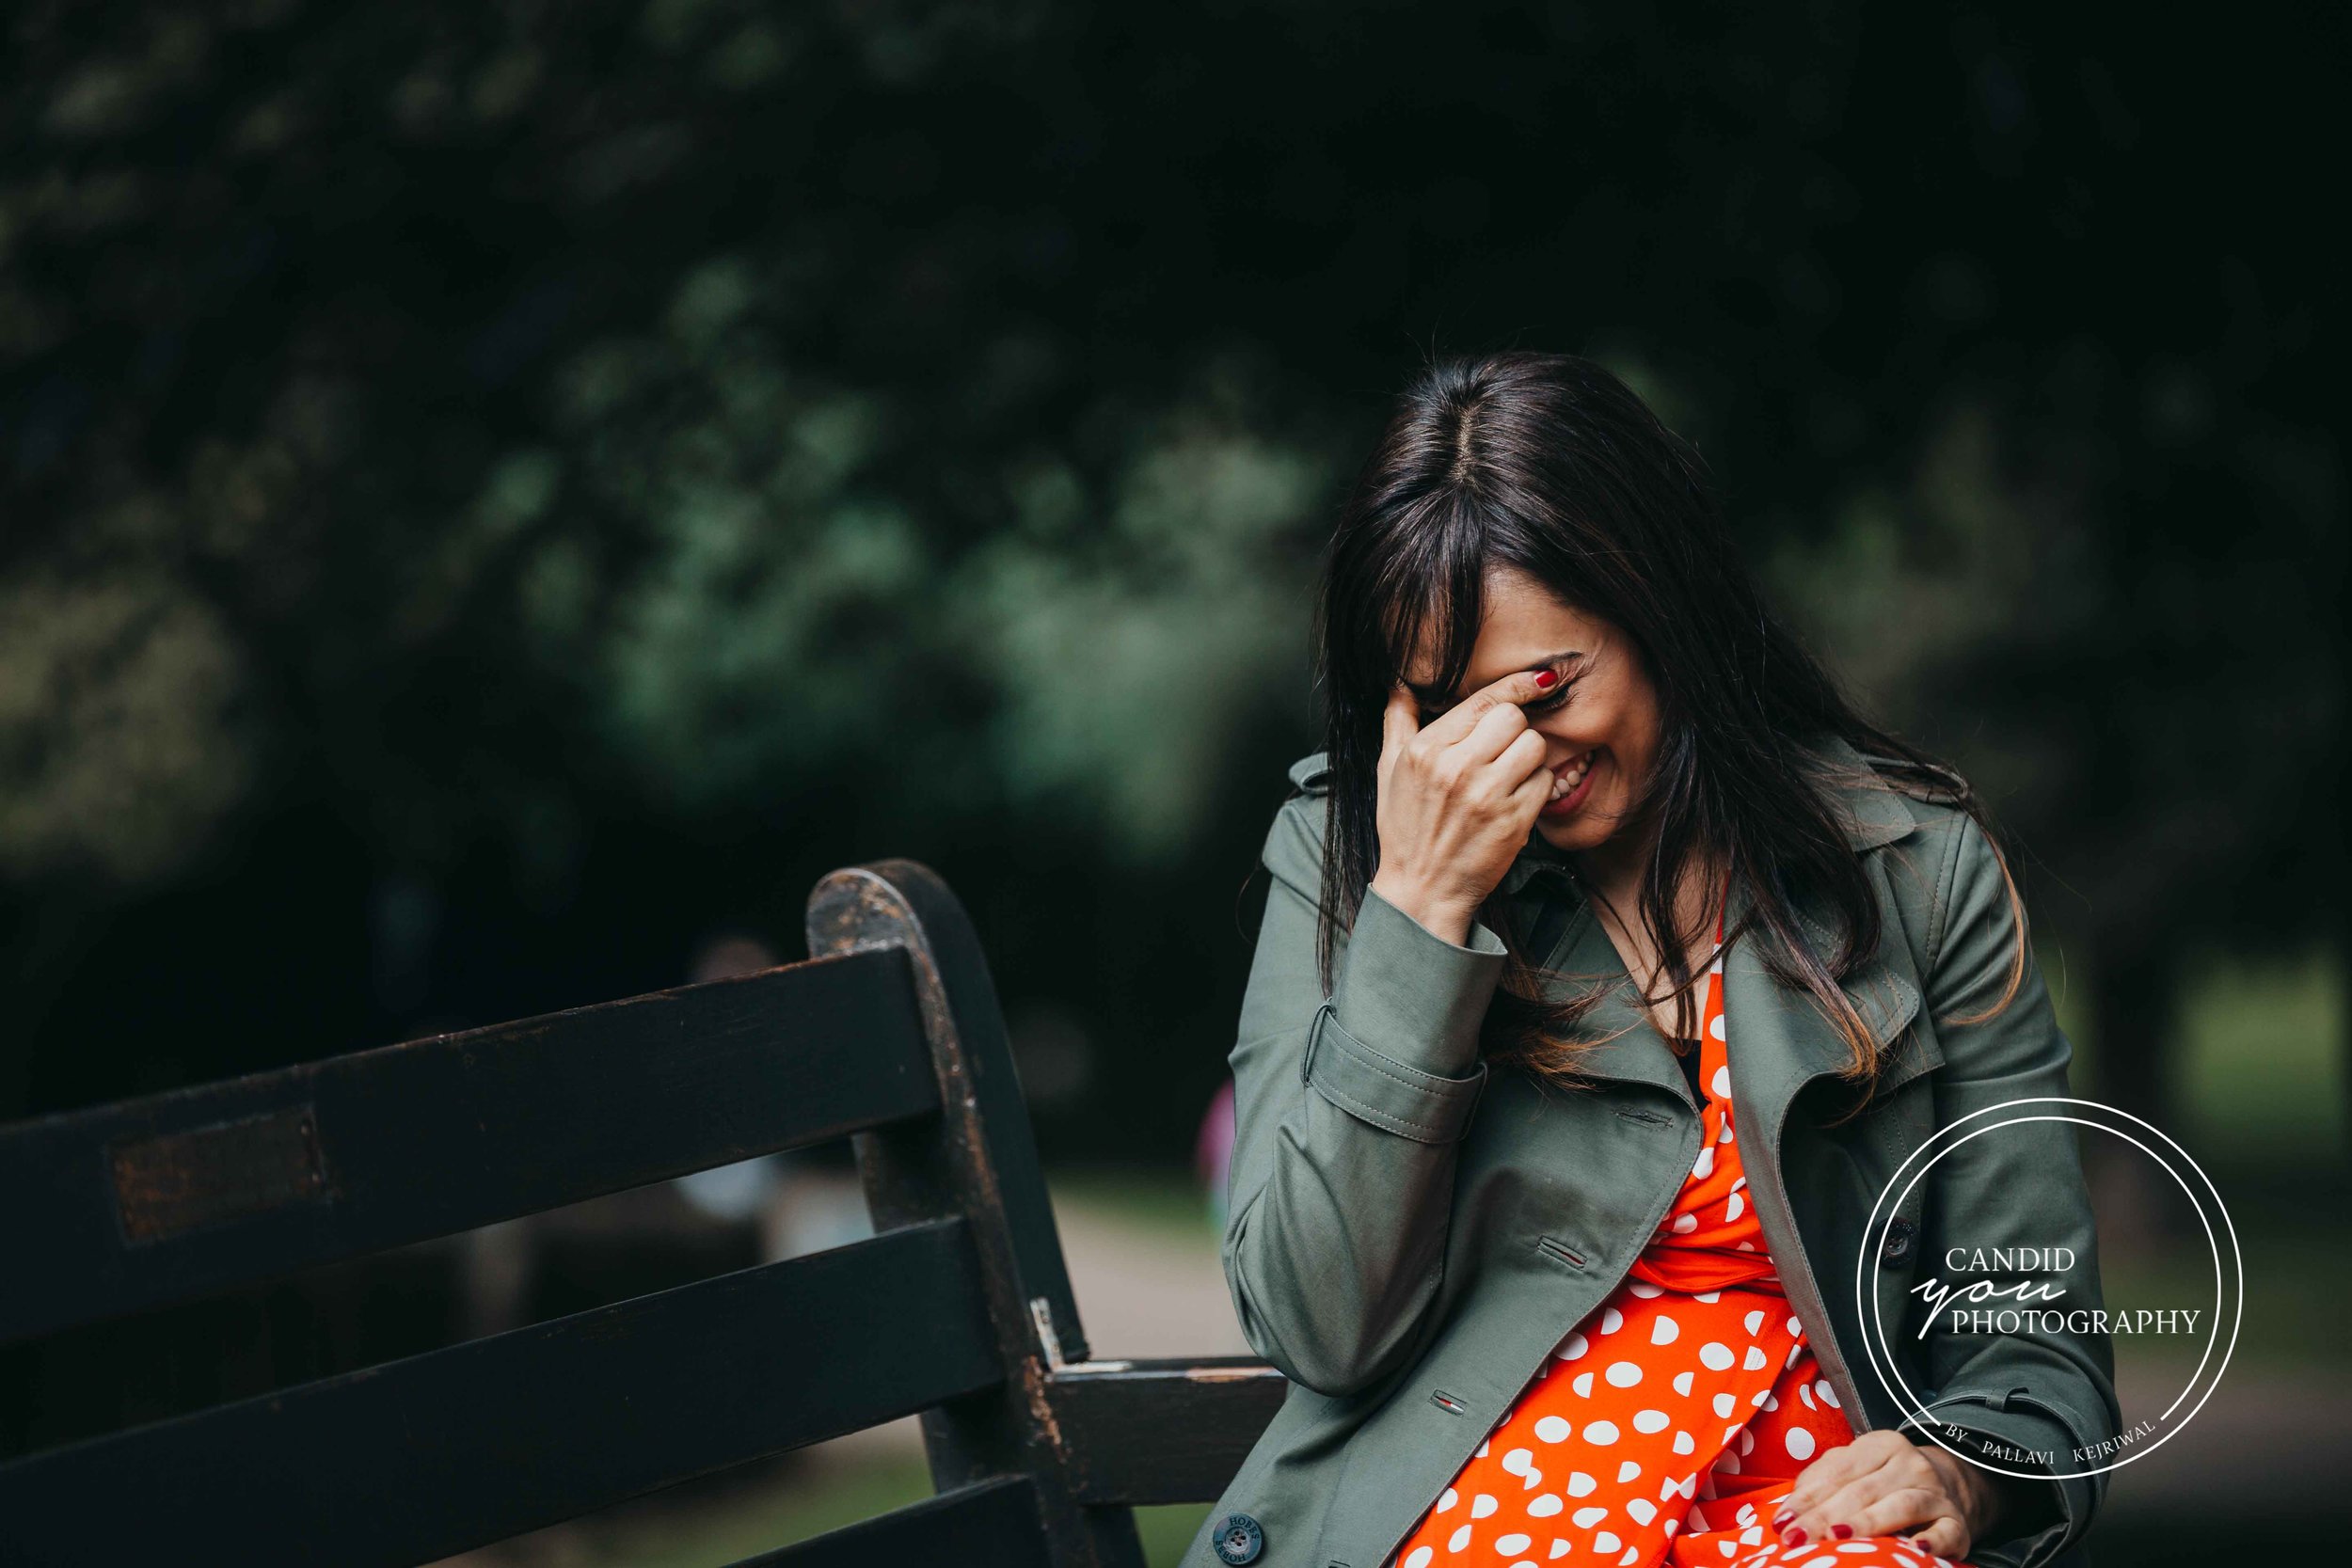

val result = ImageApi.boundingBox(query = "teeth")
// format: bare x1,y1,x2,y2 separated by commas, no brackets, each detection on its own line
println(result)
1550,751,1594,800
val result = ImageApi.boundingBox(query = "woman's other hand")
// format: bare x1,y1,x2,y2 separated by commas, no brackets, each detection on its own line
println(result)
1769,1428,2004,1560
1367,668,1557,945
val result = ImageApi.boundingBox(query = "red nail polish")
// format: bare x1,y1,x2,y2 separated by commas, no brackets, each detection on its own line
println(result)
1772,1511,1795,1529
1533,669,1558,689
1784,1528,1807,1546
1832,1524,1854,1540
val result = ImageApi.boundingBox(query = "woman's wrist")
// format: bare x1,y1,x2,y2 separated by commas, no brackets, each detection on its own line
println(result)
1367,870,1476,947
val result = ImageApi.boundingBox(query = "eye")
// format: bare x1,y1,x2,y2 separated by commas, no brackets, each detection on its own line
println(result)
1525,681,1575,715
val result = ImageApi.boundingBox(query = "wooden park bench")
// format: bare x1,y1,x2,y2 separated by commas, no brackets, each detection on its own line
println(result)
0,860,1285,1566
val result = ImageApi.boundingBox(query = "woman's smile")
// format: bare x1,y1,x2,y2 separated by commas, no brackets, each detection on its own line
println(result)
1540,747,1601,818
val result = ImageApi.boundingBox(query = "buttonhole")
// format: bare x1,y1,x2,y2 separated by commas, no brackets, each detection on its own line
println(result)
1536,1236,1588,1268
1430,1389,1469,1415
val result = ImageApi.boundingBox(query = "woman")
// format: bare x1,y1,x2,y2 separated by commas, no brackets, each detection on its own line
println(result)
1184,354,2118,1568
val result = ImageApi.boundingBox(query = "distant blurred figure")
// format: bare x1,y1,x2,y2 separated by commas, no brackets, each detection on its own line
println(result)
673,930,791,1227
1196,1075,1236,1234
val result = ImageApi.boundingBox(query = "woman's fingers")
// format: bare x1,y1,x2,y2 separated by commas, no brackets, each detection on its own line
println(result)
1773,1433,1972,1560
1414,666,1558,752
1775,1434,1885,1521
1774,1433,1918,1543
1380,683,1419,784
1903,1513,1970,1560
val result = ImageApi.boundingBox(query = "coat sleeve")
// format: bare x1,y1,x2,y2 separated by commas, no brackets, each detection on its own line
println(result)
1220,785,1505,1397
1910,812,2123,1568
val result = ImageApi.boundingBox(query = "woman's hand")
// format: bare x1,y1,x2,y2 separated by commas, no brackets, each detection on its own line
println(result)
1366,668,1557,946
1771,1429,2004,1560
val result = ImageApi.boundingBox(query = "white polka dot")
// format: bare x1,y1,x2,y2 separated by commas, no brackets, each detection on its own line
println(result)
1692,1147,1715,1179
1472,1493,1499,1518
1710,1066,1731,1098
1529,1496,1563,1518
1549,1544,1570,1560
1566,1471,1597,1497
1555,1332,1589,1361
1437,1488,1457,1513
1743,1346,1769,1371
1709,1013,1725,1040
1628,1280,1664,1298
1582,1420,1621,1446
1712,1392,1737,1418
1593,1533,1621,1555
1617,1545,1639,1566
1651,1315,1680,1344
1627,1498,1659,1526
1743,1309,1766,1335
1573,1372,1595,1398
1405,1549,1433,1568
1787,1316,1803,1336
1600,1307,1624,1335
1632,1409,1670,1433
1497,1534,1533,1555
1673,1430,1695,1454
1572,1507,1609,1528
1836,1543,1878,1554
1502,1448,1534,1477
1450,1525,1472,1553
1699,1341,1734,1370
1616,1459,1642,1482
1798,1384,1816,1410
1719,1122,1735,1143
1816,1380,1840,1409
1673,1370,1695,1396
1671,1213,1698,1234
1535,1415,1572,1443
1606,1361,1644,1387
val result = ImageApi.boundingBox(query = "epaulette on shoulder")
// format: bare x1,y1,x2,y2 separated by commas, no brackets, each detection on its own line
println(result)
1857,751,1972,808
1285,751,1332,796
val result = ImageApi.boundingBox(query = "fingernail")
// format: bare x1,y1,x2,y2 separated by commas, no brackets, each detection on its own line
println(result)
1832,1524,1853,1540
1534,669,1558,689
1772,1511,1794,1529
1783,1528,1807,1546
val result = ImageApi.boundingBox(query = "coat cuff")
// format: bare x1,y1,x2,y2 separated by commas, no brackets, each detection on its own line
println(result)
1333,884,1508,1078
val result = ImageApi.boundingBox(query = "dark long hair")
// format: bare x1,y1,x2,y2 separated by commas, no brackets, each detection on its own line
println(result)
1311,351,2026,1093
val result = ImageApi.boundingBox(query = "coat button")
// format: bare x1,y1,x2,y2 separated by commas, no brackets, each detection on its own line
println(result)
1881,1215,1915,1264
1213,1512,1265,1565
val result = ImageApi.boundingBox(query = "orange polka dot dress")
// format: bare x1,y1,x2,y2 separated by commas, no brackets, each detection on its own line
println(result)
1389,892,1975,1568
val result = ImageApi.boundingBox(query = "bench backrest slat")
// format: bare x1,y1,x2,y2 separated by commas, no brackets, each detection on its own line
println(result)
0,946,933,1345
0,1219,997,1568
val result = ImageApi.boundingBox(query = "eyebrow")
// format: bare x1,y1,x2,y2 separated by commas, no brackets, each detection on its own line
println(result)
1406,648,1585,706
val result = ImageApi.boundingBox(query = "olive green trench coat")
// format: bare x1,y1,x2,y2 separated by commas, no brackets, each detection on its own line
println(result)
1180,734,2120,1568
